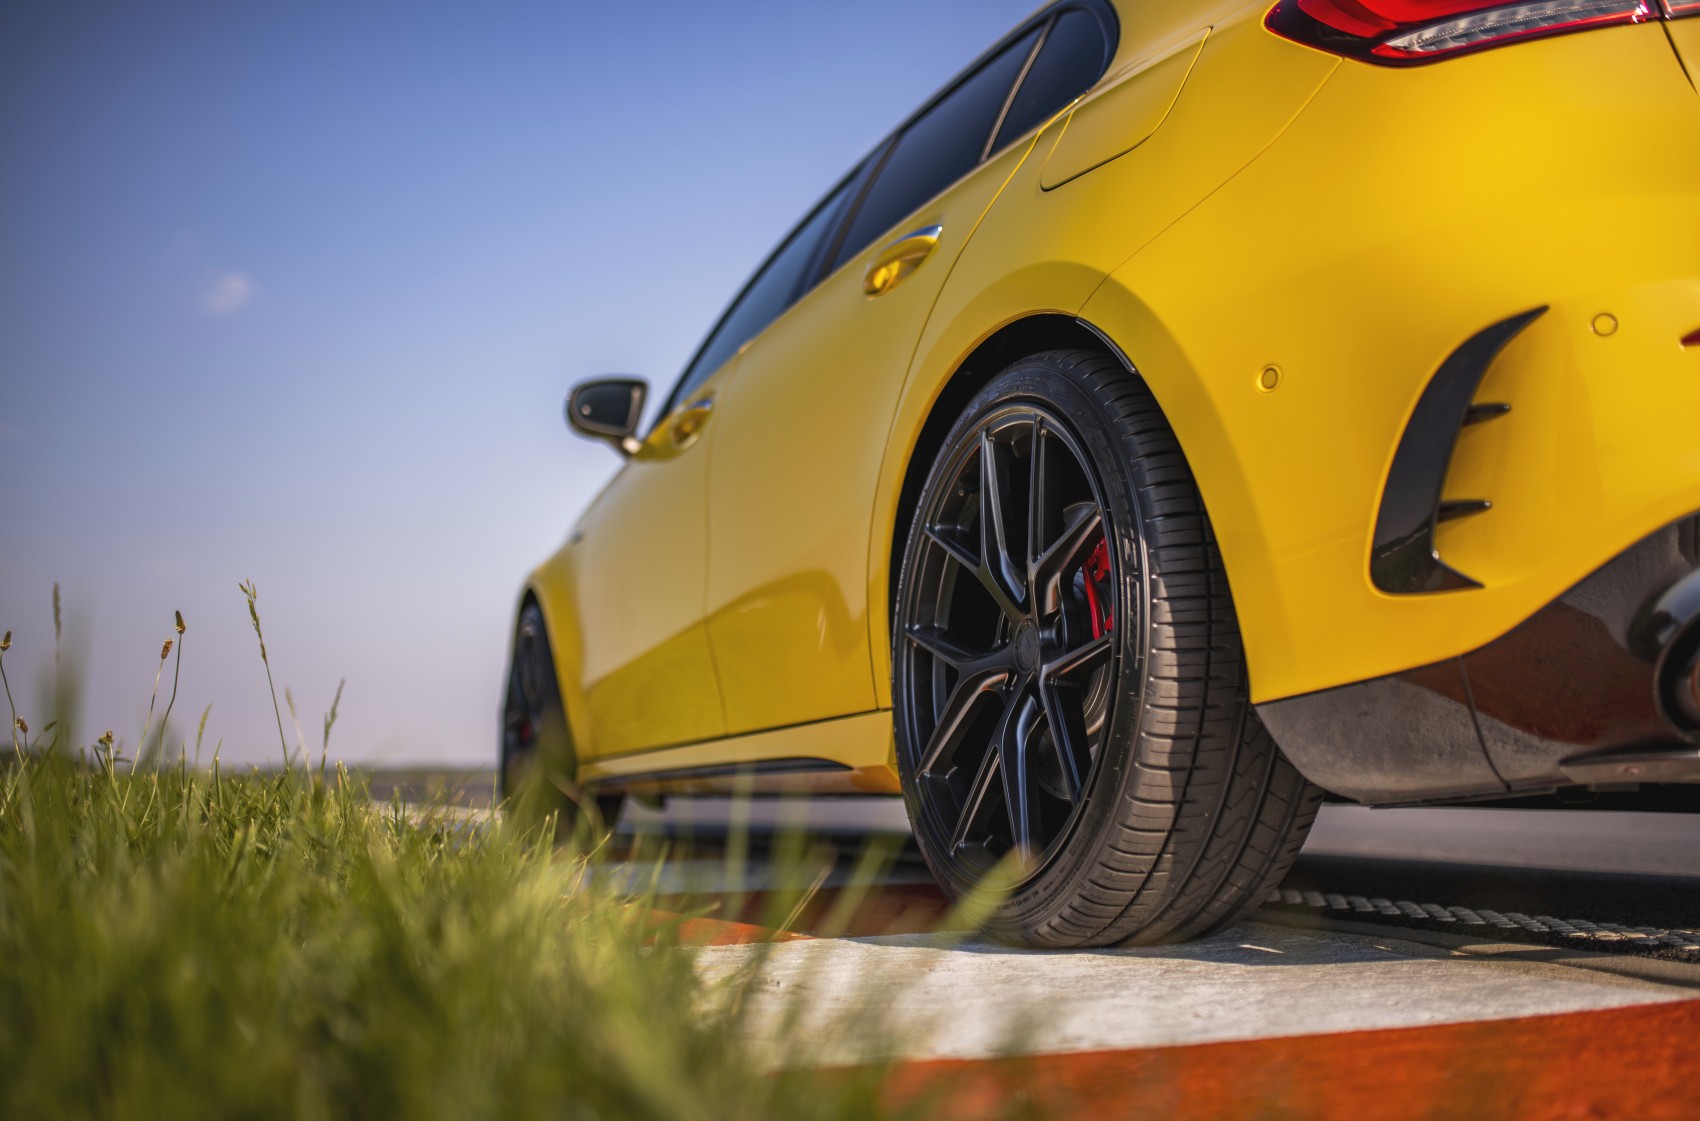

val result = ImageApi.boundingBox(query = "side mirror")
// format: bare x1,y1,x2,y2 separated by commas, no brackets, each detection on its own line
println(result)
565,377,647,456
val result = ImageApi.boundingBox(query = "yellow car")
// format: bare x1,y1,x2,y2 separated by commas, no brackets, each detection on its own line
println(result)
504,0,1700,946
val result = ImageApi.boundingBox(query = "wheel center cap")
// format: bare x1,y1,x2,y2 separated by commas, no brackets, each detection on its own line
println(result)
1014,621,1041,674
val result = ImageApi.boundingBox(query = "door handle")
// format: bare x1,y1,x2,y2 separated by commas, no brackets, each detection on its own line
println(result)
863,225,943,297
667,393,715,449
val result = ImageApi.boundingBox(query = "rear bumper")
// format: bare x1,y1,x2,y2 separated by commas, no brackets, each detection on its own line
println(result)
1258,515,1700,804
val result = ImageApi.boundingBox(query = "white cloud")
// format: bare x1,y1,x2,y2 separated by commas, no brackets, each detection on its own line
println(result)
202,271,254,315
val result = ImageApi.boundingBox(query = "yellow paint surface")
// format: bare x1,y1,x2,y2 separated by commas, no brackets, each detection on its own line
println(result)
528,1,1700,784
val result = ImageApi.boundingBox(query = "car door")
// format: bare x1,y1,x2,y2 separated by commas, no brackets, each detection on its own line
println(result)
568,362,732,759
571,177,860,759
704,12,1108,737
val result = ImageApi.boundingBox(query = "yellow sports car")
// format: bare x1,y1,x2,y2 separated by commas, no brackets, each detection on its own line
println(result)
504,0,1700,946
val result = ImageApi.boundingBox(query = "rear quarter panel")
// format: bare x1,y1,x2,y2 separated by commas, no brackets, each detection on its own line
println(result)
868,6,1338,706
1083,22,1700,703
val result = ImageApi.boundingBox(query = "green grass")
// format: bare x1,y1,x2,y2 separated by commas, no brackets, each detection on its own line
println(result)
0,749,931,1121
0,586,1025,1120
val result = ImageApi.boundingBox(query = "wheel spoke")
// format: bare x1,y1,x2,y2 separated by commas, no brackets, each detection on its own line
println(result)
1038,682,1088,802
924,523,981,575
1027,415,1058,572
1033,506,1104,618
919,667,1012,777
906,625,1013,676
926,521,1021,620
974,564,1025,621
1041,633,1114,682
948,748,1002,853
979,432,1026,610
995,691,1041,853
905,624,977,669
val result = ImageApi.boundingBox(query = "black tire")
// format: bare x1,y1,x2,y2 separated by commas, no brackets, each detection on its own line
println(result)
892,350,1321,947
500,601,623,837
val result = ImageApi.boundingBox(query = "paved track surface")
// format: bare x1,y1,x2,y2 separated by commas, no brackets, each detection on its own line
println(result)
625,799,1700,948
693,925,1687,1064
1300,805,1700,877
626,797,1700,877
612,796,1699,1117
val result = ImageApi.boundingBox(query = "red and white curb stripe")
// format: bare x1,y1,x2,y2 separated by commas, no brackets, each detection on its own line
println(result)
667,886,1700,1119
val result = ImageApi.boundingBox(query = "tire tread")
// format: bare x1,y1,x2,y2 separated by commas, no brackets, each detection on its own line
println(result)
924,349,1322,948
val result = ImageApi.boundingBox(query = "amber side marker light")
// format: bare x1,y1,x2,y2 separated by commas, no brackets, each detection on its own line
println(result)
1265,0,1695,66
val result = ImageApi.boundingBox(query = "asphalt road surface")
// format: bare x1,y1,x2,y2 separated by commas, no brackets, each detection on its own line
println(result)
622,797,1700,961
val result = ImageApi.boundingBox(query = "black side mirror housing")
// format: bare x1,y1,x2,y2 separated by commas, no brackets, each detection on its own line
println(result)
566,378,647,456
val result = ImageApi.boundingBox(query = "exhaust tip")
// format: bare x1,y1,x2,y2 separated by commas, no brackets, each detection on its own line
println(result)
1677,645,1700,727
1636,568,1700,734
1655,611,1700,734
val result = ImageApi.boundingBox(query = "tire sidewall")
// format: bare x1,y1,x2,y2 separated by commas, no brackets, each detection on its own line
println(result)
502,602,585,831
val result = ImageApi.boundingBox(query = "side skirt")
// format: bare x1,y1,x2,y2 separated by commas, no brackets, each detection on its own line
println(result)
579,710,900,798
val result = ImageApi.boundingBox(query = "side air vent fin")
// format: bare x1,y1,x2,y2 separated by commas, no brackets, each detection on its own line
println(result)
1437,499,1493,523
1463,402,1512,426
1370,306,1547,595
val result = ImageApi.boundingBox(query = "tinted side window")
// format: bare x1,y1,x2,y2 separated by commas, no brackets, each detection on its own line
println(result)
668,179,854,409
829,27,1041,272
993,9,1111,152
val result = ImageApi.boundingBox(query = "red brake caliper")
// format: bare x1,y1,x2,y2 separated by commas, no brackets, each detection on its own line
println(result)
1081,537,1114,640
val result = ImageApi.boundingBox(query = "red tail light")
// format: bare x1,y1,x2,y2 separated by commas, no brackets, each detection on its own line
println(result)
1663,0,1700,15
1266,0,1664,64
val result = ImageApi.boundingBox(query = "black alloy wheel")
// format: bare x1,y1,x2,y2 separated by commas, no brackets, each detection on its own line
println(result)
501,601,622,835
893,350,1321,947
897,401,1118,872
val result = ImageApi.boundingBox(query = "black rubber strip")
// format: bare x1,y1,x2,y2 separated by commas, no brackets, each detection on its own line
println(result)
1252,911,1700,992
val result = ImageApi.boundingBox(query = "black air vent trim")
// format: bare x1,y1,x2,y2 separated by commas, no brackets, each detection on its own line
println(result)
1370,306,1547,595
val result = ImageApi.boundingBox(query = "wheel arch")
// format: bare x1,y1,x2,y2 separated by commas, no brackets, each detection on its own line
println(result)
873,313,1145,709
883,315,1112,614
872,293,1281,708
1077,273,1290,703
516,560,595,762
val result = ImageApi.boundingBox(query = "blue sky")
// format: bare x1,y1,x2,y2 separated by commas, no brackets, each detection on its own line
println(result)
0,0,1040,766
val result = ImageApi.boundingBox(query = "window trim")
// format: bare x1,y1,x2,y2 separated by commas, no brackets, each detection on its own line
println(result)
818,22,1047,279
984,17,1053,164
655,162,869,422
798,144,891,317
654,0,1119,425
817,0,1118,279
853,0,1118,181
987,2,1118,160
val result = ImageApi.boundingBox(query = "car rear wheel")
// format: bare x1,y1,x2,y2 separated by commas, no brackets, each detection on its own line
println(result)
892,350,1321,946
501,601,623,836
